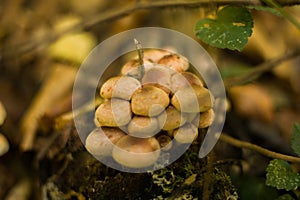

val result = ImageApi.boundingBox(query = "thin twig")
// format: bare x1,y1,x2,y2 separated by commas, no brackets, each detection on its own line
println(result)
219,133,300,163
263,0,300,30
224,47,300,88
134,38,145,81
3,0,300,59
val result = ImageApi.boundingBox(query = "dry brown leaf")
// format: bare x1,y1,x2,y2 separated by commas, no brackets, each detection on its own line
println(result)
229,84,274,122
4,178,32,200
20,14,98,151
0,101,6,126
20,63,78,151
0,133,9,157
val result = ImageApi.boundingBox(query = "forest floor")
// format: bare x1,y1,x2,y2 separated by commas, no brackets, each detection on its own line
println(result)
0,1,300,199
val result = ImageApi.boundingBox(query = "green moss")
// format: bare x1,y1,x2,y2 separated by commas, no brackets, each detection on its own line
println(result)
210,168,238,200
44,142,237,199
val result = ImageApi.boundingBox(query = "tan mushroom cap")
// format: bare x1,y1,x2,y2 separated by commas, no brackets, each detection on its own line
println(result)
100,76,141,100
196,108,215,128
95,99,132,127
171,85,214,113
85,127,125,156
112,135,160,168
134,49,171,63
157,105,187,130
173,123,198,144
171,71,204,93
127,116,159,138
141,65,172,94
158,54,189,73
131,85,169,117
185,112,199,123
121,59,154,77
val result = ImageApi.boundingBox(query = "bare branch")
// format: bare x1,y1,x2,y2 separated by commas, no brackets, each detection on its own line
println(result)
3,0,300,59
224,47,300,88
219,133,300,163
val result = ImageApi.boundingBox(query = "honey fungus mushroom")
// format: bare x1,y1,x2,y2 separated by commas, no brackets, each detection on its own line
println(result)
141,65,172,94
171,85,214,113
95,99,132,127
112,135,160,168
121,59,154,77
134,49,171,63
173,123,198,144
197,109,215,128
127,116,159,138
157,105,187,130
171,71,204,93
85,127,125,156
158,54,189,73
100,76,141,100
131,85,169,117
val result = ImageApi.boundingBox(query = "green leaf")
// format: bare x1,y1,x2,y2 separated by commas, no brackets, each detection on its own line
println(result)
195,6,253,51
266,159,300,191
291,123,300,157
276,194,295,200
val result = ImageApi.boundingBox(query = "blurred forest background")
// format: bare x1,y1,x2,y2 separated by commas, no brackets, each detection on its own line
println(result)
0,0,300,199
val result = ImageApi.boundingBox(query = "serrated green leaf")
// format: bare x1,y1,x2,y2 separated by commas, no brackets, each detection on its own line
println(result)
291,123,300,157
266,159,300,191
195,6,253,51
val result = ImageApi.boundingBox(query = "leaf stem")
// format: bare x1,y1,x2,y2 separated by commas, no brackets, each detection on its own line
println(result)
219,133,300,163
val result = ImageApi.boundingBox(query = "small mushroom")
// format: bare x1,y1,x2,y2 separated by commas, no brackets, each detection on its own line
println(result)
194,109,215,128
112,135,160,168
173,123,198,144
142,65,172,94
157,134,172,151
158,54,189,73
171,71,204,93
121,59,154,77
171,85,214,113
135,49,171,63
131,85,169,117
100,76,141,100
85,127,125,156
185,112,199,123
157,105,187,130
127,116,159,138
95,99,132,127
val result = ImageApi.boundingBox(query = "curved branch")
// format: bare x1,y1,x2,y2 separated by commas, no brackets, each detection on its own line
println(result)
3,0,300,59
219,133,300,163
224,47,300,88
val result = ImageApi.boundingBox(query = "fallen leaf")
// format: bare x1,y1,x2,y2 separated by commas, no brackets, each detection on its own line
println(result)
20,63,78,151
0,101,6,126
0,133,9,156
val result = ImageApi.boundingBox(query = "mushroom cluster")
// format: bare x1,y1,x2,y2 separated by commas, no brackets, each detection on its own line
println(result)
85,49,215,169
